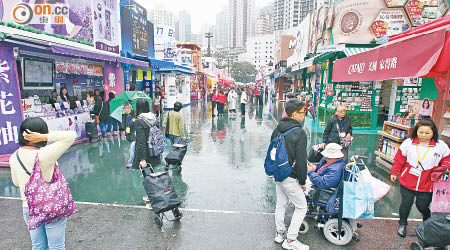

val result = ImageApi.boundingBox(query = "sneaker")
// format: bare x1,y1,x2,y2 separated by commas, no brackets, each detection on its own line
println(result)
282,239,309,250
142,195,150,202
126,162,132,168
274,232,286,244
113,132,118,136
145,203,152,210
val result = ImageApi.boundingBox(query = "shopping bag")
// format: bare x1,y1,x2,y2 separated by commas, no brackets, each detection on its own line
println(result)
342,164,374,219
361,169,391,202
430,174,450,213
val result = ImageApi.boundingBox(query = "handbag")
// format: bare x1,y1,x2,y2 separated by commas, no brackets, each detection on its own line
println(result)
165,111,170,137
430,173,450,213
361,168,391,202
336,122,352,148
342,163,374,219
95,102,103,124
16,152,78,230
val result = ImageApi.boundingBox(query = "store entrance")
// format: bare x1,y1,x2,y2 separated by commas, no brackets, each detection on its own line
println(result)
377,80,393,128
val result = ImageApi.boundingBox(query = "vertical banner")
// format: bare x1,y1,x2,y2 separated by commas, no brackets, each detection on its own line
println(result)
92,0,120,53
0,47,23,162
103,62,124,101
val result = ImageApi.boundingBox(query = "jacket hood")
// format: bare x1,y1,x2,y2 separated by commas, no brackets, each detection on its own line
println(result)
138,112,157,127
277,117,302,133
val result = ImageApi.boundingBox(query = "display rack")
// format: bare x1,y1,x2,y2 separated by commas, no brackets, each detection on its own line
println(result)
375,121,414,169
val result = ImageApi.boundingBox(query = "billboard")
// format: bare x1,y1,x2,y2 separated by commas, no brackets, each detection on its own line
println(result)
154,24,177,61
120,3,154,59
0,0,94,44
332,0,386,44
92,0,120,53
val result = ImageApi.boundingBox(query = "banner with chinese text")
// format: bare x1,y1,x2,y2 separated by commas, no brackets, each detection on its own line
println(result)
0,46,23,161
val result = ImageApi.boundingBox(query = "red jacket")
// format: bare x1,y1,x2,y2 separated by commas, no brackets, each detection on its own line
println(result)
217,94,227,104
391,138,450,192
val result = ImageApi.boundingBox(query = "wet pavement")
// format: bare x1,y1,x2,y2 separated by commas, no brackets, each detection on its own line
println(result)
0,198,421,250
0,100,425,249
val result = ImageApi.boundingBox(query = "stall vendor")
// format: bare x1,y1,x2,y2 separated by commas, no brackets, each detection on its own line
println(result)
49,90,58,108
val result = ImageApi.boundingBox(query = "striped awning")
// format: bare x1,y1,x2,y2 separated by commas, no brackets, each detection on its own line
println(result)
344,47,372,57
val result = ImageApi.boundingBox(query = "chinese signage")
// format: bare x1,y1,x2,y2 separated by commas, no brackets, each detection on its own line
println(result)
0,0,94,43
131,12,149,57
370,9,411,43
55,61,103,76
92,0,120,53
332,29,446,82
0,47,22,156
406,0,449,26
154,25,177,61
103,62,124,101
332,0,387,44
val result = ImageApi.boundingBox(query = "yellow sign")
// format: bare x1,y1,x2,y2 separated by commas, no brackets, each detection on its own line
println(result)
137,70,143,81
146,70,152,80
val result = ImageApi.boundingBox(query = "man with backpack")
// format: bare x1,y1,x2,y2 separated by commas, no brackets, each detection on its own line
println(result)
267,99,309,250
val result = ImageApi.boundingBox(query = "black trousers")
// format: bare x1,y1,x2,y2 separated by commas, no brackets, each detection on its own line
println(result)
241,103,246,115
212,101,216,114
217,103,224,114
399,185,432,225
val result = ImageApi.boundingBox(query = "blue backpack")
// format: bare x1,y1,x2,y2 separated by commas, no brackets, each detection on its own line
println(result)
264,127,300,182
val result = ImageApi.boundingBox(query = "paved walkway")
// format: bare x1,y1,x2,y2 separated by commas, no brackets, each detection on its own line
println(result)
1,197,421,250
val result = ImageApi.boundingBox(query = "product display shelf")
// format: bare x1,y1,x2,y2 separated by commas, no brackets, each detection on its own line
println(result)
384,121,413,131
377,130,405,142
375,151,394,163
376,157,392,170
376,120,414,170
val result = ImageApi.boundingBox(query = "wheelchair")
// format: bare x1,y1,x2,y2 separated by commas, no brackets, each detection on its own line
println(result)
285,155,368,246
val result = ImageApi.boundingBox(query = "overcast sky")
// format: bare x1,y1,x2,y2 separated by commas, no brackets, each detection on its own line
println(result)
135,0,273,33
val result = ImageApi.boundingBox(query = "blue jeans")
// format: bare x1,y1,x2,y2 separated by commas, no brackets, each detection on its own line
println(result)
106,118,118,133
23,209,67,250
168,134,181,145
128,141,136,163
99,122,107,138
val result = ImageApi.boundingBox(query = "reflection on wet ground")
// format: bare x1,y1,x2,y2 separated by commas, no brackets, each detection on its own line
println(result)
0,100,420,218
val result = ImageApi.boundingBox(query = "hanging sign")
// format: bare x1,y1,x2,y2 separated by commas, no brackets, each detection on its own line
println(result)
384,0,408,7
0,47,23,158
406,0,449,27
370,9,411,43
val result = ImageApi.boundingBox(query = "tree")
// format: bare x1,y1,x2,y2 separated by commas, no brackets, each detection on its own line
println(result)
230,61,257,83
212,52,226,69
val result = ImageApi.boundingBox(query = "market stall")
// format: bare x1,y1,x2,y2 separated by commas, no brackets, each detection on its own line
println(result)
332,15,450,169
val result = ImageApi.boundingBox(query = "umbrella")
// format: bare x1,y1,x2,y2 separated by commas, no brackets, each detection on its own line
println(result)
109,91,152,123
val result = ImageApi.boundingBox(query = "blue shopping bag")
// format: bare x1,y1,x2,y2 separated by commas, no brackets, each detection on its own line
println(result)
342,164,374,219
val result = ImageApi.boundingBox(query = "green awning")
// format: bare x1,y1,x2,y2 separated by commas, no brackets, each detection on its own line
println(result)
274,71,286,79
313,52,337,64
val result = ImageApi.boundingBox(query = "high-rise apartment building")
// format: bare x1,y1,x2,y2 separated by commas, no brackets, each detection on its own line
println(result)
148,5,176,28
228,0,255,48
255,14,273,36
274,0,317,31
238,34,275,69
215,9,229,49
175,10,191,42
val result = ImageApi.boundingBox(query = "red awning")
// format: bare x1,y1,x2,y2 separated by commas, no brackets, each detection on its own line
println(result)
332,15,450,82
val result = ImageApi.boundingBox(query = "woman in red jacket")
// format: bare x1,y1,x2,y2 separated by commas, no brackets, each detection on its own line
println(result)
217,89,227,117
391,119,450,237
